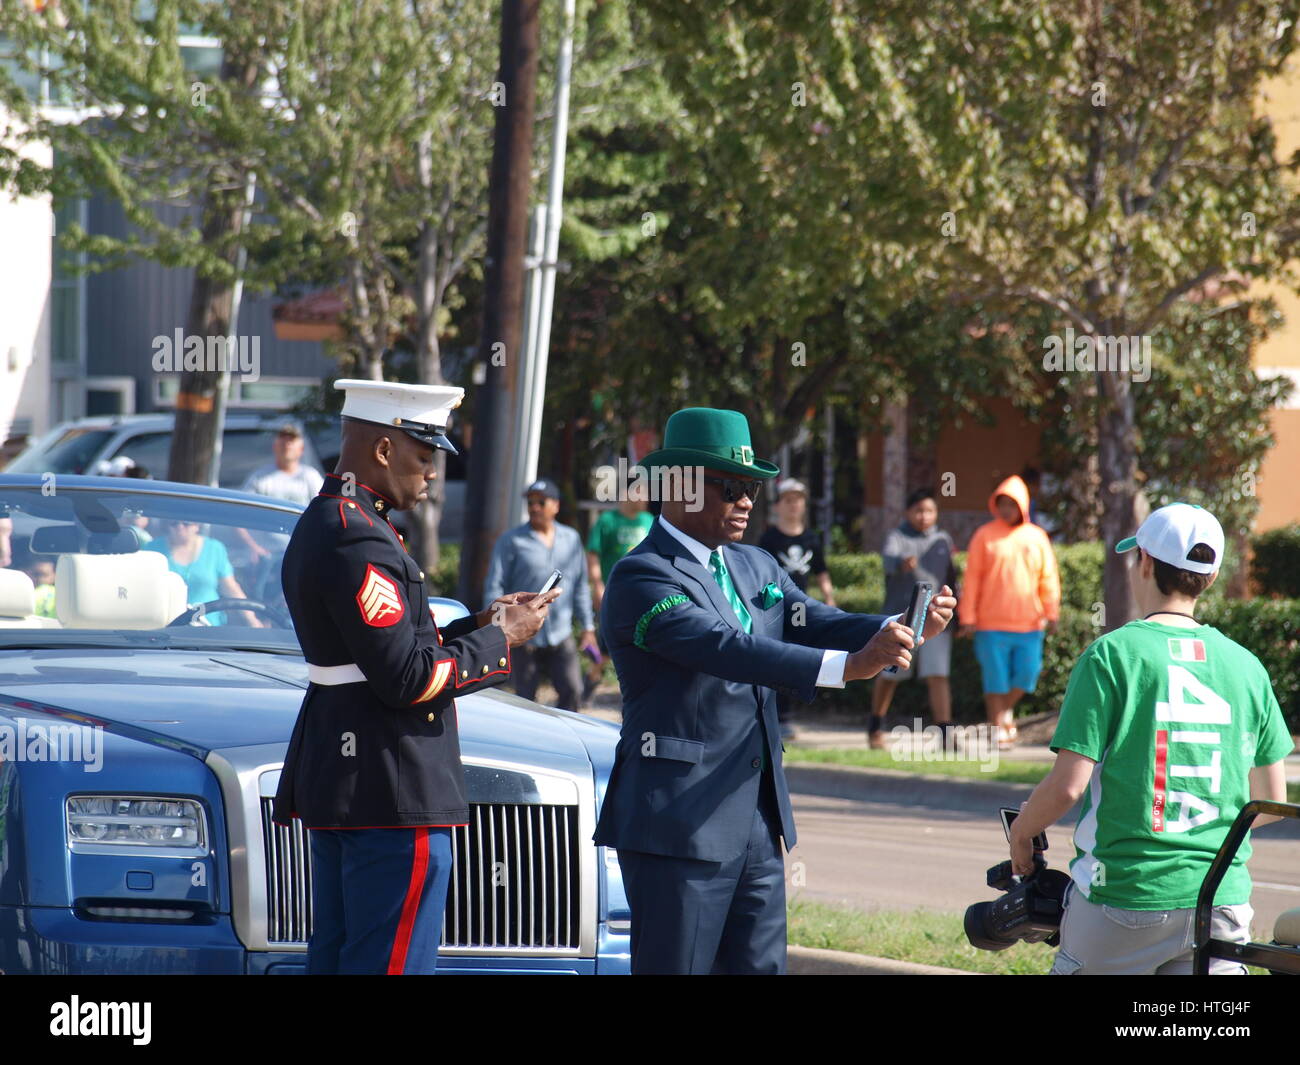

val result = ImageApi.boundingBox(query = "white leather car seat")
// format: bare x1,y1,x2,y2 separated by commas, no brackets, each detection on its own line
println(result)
55,551,177,629
0,568,61,628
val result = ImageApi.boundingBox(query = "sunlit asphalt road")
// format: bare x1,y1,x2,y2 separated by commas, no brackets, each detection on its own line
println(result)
785,768,1300,945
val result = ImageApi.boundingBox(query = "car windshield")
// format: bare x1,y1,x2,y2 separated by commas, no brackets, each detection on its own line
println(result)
0,483,302,652
107,428,318,489
6,428,116,475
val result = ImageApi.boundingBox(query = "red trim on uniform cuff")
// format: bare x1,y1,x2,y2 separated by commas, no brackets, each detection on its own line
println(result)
411,658,456,704
454,642,510,689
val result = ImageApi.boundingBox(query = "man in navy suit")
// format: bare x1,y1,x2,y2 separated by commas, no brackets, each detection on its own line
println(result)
594,408,955,974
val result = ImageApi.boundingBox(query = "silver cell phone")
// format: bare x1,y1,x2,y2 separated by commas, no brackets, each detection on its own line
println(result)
538,569,563,595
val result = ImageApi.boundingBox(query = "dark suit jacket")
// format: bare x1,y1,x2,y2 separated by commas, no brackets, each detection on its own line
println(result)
593,519,886,862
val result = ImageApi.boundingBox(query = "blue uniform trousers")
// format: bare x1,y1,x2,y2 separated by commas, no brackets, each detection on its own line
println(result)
616,782,787,975
306,826,453,975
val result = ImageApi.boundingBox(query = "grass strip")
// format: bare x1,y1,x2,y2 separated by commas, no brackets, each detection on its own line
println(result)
787,899,1055,975
785,747,1300,804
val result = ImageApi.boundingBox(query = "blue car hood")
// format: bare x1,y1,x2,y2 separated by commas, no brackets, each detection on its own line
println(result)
0,649,611,765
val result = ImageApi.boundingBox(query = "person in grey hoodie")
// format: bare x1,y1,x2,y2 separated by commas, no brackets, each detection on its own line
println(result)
869,487,959,748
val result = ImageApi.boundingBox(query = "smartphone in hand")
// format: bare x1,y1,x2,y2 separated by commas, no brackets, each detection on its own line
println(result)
884,581,933,675
538,569,563,595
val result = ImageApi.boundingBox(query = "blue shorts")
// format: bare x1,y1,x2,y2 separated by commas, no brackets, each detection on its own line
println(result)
973,629,1045,695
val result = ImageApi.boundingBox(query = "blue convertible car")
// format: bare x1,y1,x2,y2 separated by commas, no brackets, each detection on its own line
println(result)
0,475,631,974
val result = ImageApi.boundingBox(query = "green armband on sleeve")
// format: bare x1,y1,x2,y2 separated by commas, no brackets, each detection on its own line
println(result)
634,594,690,650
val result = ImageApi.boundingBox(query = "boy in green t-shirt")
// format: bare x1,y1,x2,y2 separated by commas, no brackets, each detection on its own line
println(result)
1009,503,1293,975
584,498,655,701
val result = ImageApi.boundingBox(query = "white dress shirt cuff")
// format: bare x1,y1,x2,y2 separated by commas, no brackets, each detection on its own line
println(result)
817,649,848,688
815,613,919,689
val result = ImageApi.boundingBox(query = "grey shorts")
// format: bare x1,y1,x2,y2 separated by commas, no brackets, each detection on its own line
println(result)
1051,881,1252,975
881,626,952,681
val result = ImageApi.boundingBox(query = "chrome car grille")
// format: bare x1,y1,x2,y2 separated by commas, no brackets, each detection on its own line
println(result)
259,799,581,950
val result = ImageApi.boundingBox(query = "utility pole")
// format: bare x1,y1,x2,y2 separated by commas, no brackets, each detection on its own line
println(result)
459,0,541,607
513,0,576,523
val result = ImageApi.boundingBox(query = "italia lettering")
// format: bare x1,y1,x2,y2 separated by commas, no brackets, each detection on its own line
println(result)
1153,666,1230,832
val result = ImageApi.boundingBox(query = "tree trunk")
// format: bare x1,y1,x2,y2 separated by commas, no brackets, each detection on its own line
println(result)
413,181,446,574
459,0,541,608
169,53,260,487
1097,352,1138,631
168,193,246,486
905,396,937,495
857,424,872,551
881,399,907,538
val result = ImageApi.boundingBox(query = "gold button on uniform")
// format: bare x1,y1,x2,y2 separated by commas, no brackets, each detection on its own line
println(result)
347,501,356,509
480,665,489,675
418,571,425,580
461,670,468,680
498,657,507,668
426,712,435,722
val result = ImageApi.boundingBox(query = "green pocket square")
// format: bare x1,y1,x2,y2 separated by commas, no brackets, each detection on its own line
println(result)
758,582,784,609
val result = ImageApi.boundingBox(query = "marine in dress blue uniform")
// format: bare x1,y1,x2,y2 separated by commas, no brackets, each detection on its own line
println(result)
272,380,538,975
594,408,955,974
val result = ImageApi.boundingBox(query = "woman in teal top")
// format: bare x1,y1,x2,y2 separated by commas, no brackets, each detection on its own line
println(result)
144,519,261,626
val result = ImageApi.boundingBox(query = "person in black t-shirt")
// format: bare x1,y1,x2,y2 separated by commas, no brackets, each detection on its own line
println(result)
758,478,836,739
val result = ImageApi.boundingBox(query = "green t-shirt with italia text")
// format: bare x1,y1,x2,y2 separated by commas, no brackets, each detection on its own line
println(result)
1051,620,1293,909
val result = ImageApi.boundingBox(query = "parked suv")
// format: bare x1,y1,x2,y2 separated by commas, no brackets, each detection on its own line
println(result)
4,413,325,489
7,411,468,539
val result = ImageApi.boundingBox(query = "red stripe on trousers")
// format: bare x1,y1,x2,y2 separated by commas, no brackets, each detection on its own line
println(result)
1152,730,1168,832
387,827,430,975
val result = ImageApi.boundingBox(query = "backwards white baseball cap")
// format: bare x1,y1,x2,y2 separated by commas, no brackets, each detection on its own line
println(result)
1115,503,1224,575
335,379,463,454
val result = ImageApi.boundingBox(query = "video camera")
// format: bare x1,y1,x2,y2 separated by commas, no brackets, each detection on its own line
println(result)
963,808,1071,951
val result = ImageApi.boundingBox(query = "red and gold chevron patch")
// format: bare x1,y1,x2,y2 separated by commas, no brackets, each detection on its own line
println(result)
356,564,404,627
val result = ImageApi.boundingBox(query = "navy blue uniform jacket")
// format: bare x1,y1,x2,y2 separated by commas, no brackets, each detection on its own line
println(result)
272,475,510,829
593,520,886,862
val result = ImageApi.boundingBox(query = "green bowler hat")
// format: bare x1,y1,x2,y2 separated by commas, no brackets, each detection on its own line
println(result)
641,407,780,479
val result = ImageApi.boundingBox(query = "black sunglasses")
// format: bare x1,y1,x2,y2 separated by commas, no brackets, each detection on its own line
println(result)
703,476,763,503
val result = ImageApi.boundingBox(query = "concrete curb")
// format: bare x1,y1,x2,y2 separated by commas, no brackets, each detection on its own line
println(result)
788,944,977,975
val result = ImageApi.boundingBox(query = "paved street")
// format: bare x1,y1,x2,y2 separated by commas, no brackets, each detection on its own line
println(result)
786,783,1300,942
583,704,1300,948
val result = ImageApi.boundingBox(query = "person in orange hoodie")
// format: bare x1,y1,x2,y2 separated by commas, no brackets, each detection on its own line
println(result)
956,475,1060,749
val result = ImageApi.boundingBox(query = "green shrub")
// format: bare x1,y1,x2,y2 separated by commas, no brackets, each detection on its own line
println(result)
828,586,883,616
1198,598,1300,732
430,542,461,597
1251,523,1300,598
826,553,884,593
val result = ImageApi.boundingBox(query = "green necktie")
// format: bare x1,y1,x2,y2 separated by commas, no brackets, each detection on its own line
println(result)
710,548,768,772
709,549,753,633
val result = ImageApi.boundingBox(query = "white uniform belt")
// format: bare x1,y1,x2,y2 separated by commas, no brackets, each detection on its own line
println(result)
307,662,367,685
